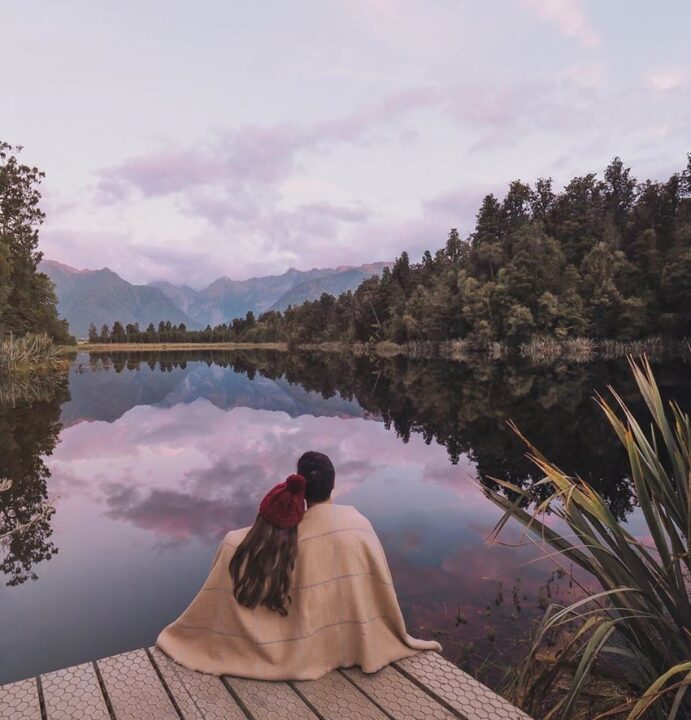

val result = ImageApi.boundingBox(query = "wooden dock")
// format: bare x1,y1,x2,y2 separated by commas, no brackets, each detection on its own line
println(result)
0,648,532,719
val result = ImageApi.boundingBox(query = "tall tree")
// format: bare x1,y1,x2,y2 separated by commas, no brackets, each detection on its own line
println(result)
0,143,72,342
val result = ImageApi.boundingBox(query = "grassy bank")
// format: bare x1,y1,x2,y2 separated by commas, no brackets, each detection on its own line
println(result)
64,336,688,362
299,337,688,362
71,341,289,352
0,334,67,374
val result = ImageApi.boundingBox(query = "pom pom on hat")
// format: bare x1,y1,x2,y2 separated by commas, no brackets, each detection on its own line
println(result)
286,474,306,494
259,474,307,528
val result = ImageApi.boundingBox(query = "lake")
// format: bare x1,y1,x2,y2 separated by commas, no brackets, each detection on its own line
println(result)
1,349,688,688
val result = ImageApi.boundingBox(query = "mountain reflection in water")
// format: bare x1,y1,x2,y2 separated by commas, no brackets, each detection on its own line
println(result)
0,350,688,686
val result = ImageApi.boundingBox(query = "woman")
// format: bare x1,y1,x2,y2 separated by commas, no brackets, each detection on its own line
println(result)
157,452,441,680
228,472,306,617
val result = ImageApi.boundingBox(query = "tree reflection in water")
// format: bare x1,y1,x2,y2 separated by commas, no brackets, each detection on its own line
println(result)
4,349,690,591
3,350,690,690
0,371,68,585
88,349,691,522
173,349,689,521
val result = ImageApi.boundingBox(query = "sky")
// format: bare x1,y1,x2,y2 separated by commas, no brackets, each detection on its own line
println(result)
3,0,690,288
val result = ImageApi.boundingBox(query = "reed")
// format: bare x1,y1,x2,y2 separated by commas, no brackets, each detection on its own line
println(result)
0,333,61,373
0,373,66,406
486,356,691,719
599,337,666,361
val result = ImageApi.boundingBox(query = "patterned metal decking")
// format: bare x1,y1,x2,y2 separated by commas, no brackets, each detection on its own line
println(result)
0,650,533,720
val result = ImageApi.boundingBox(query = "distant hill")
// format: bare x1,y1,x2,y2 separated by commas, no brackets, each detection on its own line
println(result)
42,259,390,337
60,358,364,427
41,260,196,338
147,281,198,317
271,268,372,310
151,262,390,327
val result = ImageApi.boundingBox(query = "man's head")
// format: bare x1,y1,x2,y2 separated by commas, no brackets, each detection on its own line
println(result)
297,451,335,505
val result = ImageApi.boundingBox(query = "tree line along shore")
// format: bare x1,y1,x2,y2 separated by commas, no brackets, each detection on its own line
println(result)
2,142,691,362
71,336,687,364
83,155,691,353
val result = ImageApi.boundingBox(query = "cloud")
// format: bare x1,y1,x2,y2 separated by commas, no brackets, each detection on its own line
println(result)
298,202,371,224
67,88,446,285
645,67,688,92
42,52,689,287
445,71,606,155
39,228,135,274
48,398,485,544
96,148,226,203
519,0,599,48
94,88,439,207
423,184,504,223
105,485,256,542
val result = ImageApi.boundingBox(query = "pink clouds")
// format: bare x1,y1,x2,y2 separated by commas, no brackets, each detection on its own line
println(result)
48,400,488,544
519,0,599,48
93,76,599,220
38,22,689,287
423,183,504,222
36,378,562,670
96,148,224,203
73,88,448,284
645,67,688,92
299,202,371,224
95,88,439,207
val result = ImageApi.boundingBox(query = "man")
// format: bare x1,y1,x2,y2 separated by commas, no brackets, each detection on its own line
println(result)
156,451,440,680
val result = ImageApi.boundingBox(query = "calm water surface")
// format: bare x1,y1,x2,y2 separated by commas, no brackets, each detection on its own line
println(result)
1,350,688,686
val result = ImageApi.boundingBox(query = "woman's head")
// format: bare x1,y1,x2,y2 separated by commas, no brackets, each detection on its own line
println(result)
229,474,306,616
297,451,335,505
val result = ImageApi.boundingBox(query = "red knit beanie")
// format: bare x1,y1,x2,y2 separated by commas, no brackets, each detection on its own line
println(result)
258,474,307,529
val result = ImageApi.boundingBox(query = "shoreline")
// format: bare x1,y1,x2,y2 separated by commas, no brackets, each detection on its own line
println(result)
64,336,689,362
68,341,289,352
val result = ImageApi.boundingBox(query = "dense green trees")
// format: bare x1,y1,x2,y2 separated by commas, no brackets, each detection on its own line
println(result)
234,156,691,346
0,143,72,343
90,157,691,347
92,314,261,344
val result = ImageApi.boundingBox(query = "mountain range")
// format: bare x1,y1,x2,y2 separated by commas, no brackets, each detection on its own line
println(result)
40,260,388,338
60,357,365,426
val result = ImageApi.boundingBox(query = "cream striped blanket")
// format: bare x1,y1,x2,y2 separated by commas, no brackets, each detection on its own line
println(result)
156,503,441,680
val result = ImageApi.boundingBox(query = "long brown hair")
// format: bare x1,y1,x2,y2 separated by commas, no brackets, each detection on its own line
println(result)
228,516,298,616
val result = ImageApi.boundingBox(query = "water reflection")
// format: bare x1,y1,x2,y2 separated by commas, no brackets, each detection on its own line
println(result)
82,350,691,518
1,350,689,686
0,371,68,586
235,351,691,518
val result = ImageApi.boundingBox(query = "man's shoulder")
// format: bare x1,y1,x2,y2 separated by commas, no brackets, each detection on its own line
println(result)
316,502,371,521
335,503,372,525
300,503,376,540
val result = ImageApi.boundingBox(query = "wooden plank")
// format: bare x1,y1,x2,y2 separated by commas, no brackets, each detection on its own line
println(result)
97,649,179,720
342,665,456,719
394,652,533,720
149,647,245,720
224,675,317,720
0,677,41,720
41,662,110,720
292,670,389,720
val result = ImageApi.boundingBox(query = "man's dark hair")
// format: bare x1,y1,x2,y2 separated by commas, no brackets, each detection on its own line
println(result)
297,451,335,504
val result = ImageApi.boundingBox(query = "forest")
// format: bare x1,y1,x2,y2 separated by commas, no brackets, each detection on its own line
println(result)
0,143,72,344
92,156,691,348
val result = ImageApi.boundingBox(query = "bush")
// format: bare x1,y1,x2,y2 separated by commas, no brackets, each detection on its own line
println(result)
487,356,691,719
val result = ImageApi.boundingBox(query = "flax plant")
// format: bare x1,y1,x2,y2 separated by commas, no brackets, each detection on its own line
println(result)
486,356,690,720
0,333,61,373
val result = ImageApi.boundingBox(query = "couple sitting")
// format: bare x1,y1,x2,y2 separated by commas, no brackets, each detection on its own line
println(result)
157,451,440,680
